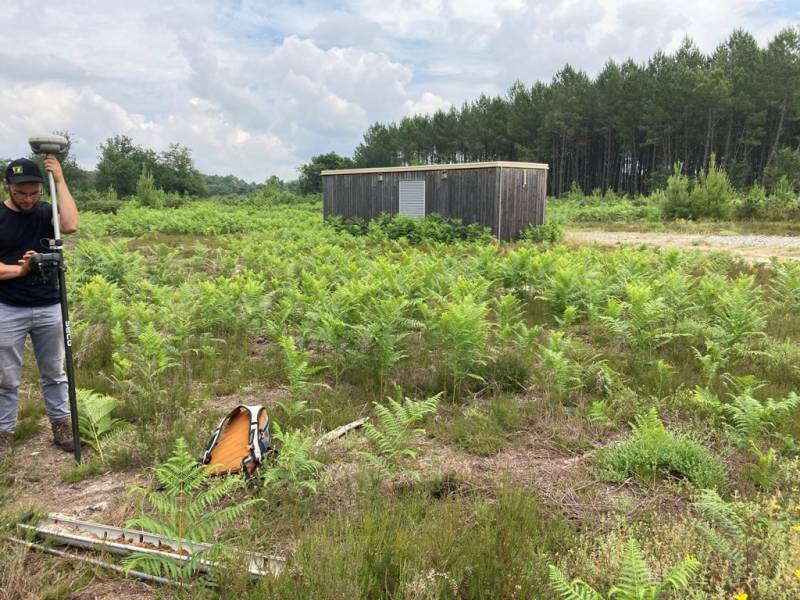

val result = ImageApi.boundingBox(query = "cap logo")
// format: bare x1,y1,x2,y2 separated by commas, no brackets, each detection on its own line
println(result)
12,166,23,174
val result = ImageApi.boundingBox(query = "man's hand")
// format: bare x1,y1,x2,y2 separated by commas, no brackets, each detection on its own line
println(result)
43,154,79,233
0,251,36,280
43,155,64,184
17,250,37,276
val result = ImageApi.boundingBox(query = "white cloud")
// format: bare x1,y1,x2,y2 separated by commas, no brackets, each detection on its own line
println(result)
0,82,152,160
0,0,791,182
404,92,452,116
143,102,299,181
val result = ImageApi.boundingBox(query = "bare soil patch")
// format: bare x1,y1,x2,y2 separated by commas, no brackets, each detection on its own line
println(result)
64,577,157,600
3,420,145,525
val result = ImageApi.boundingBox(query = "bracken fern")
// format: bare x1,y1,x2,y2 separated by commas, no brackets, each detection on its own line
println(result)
262,422,322,492
124,437,262,580
362,394,440,459
548,538,701,599
77,388,131,465
693,488,746,566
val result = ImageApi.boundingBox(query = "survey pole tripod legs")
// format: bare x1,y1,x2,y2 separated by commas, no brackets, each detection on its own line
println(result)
45,171,81,464
31,135,82,464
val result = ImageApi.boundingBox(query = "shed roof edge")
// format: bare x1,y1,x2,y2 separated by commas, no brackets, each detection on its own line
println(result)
321,161,549,176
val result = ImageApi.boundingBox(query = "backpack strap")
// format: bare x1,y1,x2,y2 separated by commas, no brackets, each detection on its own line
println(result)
239,405,272,479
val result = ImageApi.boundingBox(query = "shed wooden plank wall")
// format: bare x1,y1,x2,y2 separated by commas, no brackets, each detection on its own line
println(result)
323,169,498,224
499,167,547,240
427,168,498,230
323,165,546,241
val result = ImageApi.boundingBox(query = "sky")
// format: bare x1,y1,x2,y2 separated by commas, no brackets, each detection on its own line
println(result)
0,0,796,182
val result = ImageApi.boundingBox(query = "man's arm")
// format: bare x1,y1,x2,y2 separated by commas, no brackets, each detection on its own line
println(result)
43,155,79,234
0,251,34,280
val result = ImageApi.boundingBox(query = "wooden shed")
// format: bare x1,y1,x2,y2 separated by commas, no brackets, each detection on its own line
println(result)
321,161,548,241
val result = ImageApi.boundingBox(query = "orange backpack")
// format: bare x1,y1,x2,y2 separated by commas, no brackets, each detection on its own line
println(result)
201,405,272,478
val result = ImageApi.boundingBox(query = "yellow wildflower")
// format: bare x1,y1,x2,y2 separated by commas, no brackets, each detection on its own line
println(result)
793,525,800,533
733,593,748,600
795,569,800,579
684,553,695,562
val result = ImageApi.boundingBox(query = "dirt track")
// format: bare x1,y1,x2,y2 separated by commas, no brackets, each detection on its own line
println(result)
566,230,800,263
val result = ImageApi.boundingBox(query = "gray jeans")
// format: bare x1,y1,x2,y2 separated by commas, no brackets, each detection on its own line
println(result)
0,301,69,432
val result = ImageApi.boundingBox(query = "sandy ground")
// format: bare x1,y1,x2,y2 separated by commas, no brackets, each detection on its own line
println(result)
3,427,144,523
566,230,800,262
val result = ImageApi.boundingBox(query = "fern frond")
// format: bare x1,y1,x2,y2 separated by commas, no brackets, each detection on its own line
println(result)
589,400,613,425
191,476,245,514
631,408,663,437
124,515,179,540
360,451,395,480
694,489,745,542
123,552,192,580
135,488,179,521
189,499,263,541
611,539,654,596
695,523,744,566
548,565,605,600
656,557,701,594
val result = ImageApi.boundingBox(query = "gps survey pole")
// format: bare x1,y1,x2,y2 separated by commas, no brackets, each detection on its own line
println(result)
29,135,81,463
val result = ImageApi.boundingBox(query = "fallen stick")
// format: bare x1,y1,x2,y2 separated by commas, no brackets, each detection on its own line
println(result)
314,417,368,448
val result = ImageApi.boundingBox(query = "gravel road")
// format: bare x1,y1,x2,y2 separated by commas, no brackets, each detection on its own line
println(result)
566,230,800,263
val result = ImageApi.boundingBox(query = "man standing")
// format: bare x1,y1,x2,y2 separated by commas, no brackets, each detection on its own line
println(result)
0,155,79,456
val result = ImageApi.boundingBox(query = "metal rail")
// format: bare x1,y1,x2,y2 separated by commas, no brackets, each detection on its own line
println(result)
17,513,286,578
2,534,189,588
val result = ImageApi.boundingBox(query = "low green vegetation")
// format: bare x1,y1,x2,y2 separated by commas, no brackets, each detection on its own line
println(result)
548,538,701,600
598,408,726,489
327,212,492,244
3,191,800,598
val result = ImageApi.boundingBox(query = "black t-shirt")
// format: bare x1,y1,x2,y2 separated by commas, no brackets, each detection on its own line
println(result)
0,201,60,306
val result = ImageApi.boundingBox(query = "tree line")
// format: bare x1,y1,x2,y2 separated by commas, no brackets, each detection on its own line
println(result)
348,27,800,197
1,133,282,199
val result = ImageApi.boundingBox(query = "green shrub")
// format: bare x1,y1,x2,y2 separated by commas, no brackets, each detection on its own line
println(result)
519,219,564,243
767,175,799,210
328,212,491,244
563,180,585,202
689,154,735,219
135,167,166,208
660,163,693,219
549,197,659,223
598,408,726,489
734,182,767,219
76,187,124,213
326,214,368,235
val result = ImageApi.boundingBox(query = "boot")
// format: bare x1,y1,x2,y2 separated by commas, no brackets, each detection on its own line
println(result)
0,431,13,458
51,419,75,452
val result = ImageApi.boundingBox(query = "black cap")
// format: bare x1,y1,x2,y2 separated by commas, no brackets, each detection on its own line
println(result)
5,158,43,184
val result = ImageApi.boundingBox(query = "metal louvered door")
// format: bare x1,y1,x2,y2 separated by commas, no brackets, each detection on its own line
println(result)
399,180,425,218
